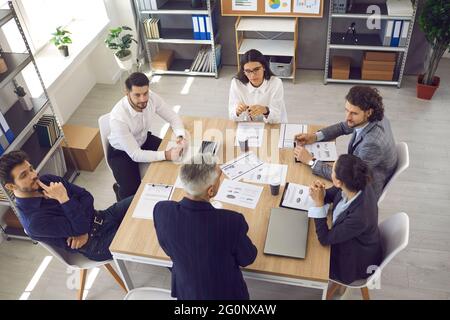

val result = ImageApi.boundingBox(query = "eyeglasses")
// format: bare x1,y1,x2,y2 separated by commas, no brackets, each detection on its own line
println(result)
243,66,263,75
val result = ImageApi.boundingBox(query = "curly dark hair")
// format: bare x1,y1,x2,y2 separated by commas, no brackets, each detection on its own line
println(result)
0,150,29,185
334,154,372,192
235,49,273,84
345,86,384,122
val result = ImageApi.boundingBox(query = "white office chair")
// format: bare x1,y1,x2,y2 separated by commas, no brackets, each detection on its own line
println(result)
378,142,410,205
38,241,127,300
327,212,409,300
124,287,176,300
98,113,148,179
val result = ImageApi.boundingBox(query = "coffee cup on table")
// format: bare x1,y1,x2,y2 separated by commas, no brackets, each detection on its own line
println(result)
270,176,281,196
238,134,249,152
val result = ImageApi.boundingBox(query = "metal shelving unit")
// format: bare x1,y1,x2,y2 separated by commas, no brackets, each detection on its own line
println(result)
0,1,79,241
134,0,221,78
324,0,418,88
235,16,298,83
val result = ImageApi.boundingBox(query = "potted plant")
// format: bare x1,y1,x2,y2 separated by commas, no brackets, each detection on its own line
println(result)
105,26,137,71
50,26,72,57
13,80,33,111
417,0,450,100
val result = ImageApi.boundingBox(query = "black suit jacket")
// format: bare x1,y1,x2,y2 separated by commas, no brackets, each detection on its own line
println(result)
313,185,382,284
154,197,257,300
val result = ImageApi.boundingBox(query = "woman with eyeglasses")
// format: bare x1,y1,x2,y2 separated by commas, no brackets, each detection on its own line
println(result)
308,154,382,296
229,49,287,123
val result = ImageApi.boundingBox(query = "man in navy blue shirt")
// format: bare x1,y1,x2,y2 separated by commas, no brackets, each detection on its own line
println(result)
154,153,257,300
0,151,132,261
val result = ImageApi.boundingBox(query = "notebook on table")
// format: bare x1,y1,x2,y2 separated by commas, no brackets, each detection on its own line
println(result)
264,207,309,259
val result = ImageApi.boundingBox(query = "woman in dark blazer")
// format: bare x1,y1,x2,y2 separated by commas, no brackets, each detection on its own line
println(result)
308,154,382,294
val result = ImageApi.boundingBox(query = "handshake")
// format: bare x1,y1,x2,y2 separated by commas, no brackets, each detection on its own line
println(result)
165,136,188,161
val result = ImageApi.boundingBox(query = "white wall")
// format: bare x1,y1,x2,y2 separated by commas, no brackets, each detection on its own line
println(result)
42,0,139,122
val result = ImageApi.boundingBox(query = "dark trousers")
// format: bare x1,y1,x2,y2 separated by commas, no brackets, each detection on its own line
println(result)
79,196,133,261
107,132,162,200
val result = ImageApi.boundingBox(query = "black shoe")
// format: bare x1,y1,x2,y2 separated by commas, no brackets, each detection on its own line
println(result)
113,183,120,202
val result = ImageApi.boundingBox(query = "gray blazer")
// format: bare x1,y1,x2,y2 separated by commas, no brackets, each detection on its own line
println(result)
312,117,398,198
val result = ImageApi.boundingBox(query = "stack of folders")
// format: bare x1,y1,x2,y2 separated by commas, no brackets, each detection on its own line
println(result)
139,0,168,10
192,15,216,40
40,147,67,178
143,18,162,39
190,44,222,73
0,112,15,155
34,115,60,148
379,20,410,47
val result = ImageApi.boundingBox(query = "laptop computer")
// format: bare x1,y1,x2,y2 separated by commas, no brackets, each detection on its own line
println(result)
264,207,309,259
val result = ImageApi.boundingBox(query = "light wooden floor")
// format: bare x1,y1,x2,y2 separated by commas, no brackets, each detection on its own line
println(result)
1,61,450,300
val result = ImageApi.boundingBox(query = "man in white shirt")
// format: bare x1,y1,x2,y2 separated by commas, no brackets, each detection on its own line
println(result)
107,72,185,200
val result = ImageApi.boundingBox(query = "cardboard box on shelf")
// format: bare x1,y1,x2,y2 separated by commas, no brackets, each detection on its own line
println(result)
62,124,103,172
362,69,394,81
151,49,174,71
331,56,351,79
362,59,396,72
4,209,23,229
364,51,397,62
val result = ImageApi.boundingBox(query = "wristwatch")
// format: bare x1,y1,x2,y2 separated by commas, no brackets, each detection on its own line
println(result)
263,107,270,116
308,158,317,167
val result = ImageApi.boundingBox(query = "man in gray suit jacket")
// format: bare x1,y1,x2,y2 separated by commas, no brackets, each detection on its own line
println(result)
294,86,397,198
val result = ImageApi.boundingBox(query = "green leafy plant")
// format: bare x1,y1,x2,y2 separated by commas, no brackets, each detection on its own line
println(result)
105,26,137,59
50,26,72,48
418,0,450,85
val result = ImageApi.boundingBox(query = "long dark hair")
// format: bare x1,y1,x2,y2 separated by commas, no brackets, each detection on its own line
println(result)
334,154,372,192
235,49,273,84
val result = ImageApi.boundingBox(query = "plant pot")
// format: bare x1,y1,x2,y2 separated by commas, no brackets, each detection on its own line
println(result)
18,95,34,111
58,45,69,57
417,74,440,100
115,53,133,71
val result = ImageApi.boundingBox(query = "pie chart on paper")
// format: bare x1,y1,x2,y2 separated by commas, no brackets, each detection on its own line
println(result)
269,0,281,9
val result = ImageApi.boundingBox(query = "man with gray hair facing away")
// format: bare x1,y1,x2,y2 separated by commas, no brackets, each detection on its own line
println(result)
153,153,257,300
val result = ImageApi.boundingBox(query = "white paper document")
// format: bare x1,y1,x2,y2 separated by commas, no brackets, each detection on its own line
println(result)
265,0,291,13
220,152,264,180
305,142,338,161
214,179,264,209
281,183,315,211
242,163,288,185
293,0,320,14
232,0,257,11
132,183,174,220
278,124,307,148
235,122,265,148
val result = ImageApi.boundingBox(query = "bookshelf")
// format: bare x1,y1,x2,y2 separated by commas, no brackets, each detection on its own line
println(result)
235,16,298,82
0,1,79,241
324,0,418,88
134,0,221,78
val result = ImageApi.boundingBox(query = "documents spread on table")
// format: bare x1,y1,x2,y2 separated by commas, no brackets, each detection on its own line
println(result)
278,124,308,148
281,183,315,211
235,122,265,148
132,183,174,220
214,179,263,209
305,142,338,161
242,163,288,186
220,152,264,180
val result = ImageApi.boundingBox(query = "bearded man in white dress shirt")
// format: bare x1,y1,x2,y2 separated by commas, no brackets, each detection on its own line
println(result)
107,72,186,200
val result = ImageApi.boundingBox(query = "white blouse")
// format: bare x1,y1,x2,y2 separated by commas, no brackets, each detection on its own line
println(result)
228,76,288,124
